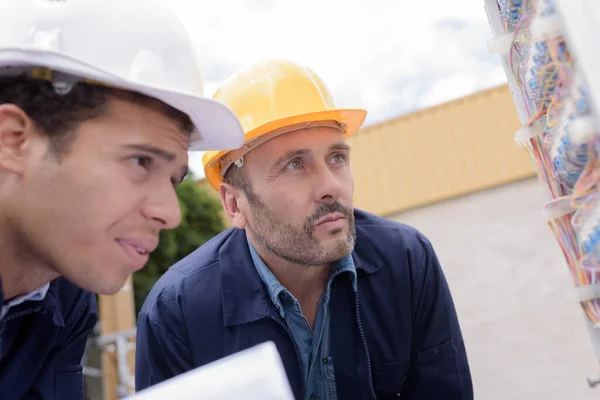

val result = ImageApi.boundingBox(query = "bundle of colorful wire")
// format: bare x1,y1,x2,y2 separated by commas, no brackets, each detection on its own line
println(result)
545,172,600,326
522,0,561,111
571,193,600,323
498,0,525,32
523,42,557,109
515,0,567,200
550,71,596,189
499,0,600,327
574,196,600,270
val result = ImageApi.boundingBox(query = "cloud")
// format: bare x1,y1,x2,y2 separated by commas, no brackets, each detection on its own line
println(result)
158,0,508,178
421,73,479,106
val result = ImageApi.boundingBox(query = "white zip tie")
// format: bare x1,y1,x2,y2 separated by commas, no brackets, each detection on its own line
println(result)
570,284,600,303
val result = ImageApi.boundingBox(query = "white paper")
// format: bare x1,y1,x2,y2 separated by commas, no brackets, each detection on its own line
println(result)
126,341,295,400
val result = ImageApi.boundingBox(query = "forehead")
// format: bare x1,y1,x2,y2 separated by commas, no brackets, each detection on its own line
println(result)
94,97,190,149
251,126,346,160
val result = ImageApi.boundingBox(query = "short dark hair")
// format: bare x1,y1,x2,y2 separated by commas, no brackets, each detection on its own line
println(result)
223,163,250,191
223,163,260,202
0,75,194,156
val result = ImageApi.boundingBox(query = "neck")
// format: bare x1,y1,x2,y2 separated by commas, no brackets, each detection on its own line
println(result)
248,236,330,328
0,216,58,300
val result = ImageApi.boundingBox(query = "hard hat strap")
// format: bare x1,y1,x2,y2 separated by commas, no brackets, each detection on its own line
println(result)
0,66,123,95
218,120,346,178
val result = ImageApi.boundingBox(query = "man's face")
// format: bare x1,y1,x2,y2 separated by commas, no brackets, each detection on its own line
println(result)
4,97,189,294
239,126,356,266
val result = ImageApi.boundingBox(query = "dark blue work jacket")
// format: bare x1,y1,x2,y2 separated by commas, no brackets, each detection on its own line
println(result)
0,277,97,400
135,209,473,399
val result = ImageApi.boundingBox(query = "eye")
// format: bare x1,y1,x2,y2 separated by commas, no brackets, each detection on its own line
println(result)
130,155,153,170
284,159,302,170
330,153,347,164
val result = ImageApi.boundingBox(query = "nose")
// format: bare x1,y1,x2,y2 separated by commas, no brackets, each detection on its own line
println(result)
314,164,341,204
141,184,182,229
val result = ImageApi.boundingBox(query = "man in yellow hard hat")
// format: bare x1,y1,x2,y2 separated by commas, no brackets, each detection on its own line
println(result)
135,59,473,399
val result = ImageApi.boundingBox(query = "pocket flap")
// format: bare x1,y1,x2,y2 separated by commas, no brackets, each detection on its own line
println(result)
372,359,410,393
417,340,457,363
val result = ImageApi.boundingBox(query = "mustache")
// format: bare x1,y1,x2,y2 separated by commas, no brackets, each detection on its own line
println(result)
307,201,354,226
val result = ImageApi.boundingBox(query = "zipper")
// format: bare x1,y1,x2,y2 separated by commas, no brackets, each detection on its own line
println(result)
0,305,44,363
354,289,374,392
3,305,44,323
0,321,5,362
267,312,306,399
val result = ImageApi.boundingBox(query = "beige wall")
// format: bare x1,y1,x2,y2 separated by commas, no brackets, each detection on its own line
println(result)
389,178,598,400
349,84,536,217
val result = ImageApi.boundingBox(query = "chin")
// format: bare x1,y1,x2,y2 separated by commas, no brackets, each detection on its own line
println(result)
73,272,130,295
94,283,125,295
322,238,353,257
98,277,131,295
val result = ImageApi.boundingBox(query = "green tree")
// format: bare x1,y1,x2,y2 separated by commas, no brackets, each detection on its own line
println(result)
132,174,227,315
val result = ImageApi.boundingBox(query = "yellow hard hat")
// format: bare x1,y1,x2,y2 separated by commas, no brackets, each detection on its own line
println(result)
202,59,367,190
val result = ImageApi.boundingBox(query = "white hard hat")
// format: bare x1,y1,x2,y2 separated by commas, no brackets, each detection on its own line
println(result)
0,0,245,152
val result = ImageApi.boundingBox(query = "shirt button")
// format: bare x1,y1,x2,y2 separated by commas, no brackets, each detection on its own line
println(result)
322,357,328,364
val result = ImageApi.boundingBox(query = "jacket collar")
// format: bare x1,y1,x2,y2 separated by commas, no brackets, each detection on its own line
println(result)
219,228,271,327
43,278,65,327
0,276,65,327
351,225,385,275
219,221,384,327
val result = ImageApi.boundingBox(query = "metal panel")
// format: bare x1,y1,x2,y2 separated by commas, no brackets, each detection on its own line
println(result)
349,84,536,216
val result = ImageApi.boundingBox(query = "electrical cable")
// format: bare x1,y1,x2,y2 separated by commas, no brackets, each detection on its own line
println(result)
497,0,600,326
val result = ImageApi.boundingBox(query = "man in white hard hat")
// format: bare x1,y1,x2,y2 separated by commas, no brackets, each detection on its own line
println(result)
0,0,244,398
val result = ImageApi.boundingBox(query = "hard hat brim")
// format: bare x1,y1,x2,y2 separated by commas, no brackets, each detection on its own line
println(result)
0,49,245,152
248,108,368,143
202,107,367,190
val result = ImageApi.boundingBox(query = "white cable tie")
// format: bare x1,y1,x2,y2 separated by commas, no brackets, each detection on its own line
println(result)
571,284,600,303
487,32,516,55
544,202,576,221
514,120,545,147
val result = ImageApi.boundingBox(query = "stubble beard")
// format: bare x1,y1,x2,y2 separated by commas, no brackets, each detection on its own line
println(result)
245,191,356,267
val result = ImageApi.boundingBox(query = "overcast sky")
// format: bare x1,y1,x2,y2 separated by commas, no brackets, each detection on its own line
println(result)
158,0,508,179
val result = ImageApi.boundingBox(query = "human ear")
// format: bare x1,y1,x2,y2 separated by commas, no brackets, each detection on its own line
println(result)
219,182,248,229
0,105,33,175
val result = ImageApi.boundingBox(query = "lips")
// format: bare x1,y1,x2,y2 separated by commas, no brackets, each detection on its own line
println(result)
313,214,348,233
117,237,158,270
315,213,346,226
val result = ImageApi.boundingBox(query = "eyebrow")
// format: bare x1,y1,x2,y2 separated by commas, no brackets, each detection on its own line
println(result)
123,144,176,162
329,142,351,152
